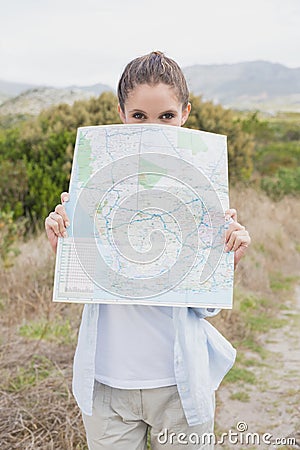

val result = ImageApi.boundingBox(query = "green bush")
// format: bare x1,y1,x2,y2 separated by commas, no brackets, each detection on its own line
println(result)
261,166,300,200
0,210,26,268
0,92,120,231
254,141,300,176
186,95,254,183
1,92,299,232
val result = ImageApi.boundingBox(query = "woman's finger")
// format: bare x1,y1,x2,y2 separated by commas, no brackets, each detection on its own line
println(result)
45,216,61,237
49,211,67,236
47,214,67,237
60,191,70,204
225,208,238,222
54,204,70,228
226,230,251,252
225,222,245,244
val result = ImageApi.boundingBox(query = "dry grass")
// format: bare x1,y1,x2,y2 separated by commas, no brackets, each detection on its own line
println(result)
0,188,300,448
0,234,86,449
230,186,300,294
211,186,300,341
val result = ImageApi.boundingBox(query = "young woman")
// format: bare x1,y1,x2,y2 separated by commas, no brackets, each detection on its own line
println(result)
45,51,251,450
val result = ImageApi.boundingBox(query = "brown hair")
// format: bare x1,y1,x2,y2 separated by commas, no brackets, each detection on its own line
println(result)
117,51,189,112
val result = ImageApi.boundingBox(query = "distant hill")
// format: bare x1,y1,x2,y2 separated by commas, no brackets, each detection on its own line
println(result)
0,83,112,116
183,61,300,112
0,80,38,97
67,83,111,95
1,61,299,115
0,80,39,107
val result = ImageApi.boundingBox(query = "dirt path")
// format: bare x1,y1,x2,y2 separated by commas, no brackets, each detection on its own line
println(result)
215,287,300,449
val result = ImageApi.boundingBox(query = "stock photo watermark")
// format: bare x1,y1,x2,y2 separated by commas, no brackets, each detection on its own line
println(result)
157,421,296,447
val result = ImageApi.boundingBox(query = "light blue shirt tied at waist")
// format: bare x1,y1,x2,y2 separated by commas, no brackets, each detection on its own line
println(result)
72,304,236,426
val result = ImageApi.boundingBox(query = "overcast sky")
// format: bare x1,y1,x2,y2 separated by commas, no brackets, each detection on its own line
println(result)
1,0,299,89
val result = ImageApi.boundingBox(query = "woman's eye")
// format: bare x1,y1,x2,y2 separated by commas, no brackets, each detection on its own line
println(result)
132,112,146,120
161,113,175,120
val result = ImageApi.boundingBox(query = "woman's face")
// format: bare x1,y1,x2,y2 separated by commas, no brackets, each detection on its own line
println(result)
118,83,191,127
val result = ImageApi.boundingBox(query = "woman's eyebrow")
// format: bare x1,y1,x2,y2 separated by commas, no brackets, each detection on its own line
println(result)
159,109,178,114
128,108,147,113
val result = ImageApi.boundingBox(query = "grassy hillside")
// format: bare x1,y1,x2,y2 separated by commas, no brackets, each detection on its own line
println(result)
1,93,299,243
0,94,299,447
183,61,300,112
0,188,299,448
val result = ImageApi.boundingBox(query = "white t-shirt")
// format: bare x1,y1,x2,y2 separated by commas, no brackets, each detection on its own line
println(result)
95,304,176,389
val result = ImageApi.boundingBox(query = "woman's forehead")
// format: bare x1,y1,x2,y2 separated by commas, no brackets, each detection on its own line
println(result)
126,83,181,108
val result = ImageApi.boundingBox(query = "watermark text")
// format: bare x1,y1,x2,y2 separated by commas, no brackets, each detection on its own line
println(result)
157,421,296,446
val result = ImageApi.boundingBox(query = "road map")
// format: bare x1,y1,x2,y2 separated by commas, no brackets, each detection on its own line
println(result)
53,124,234,308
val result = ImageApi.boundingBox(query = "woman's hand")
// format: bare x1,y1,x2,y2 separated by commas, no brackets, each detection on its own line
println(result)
45,192,70,253
225,208,251,269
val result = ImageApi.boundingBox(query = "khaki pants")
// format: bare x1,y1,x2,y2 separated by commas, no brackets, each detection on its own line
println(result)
82,381,215,450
